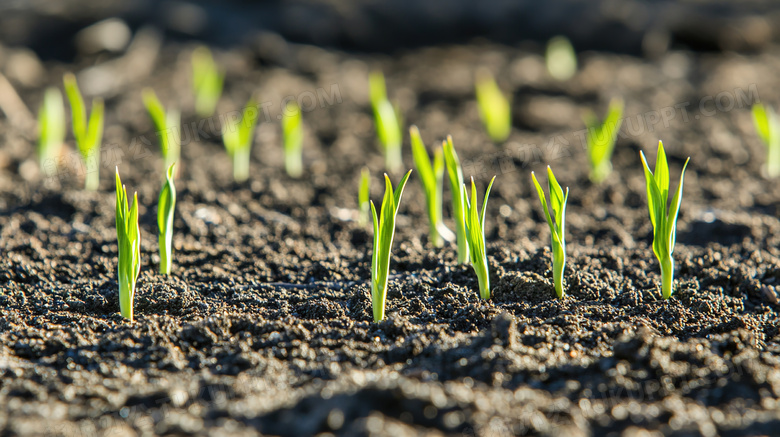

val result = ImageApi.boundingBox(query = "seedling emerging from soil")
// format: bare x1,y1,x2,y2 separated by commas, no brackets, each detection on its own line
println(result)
410,126,446,247
369,71,402,172
115,168,141,322
158,163,176,275
358,167,370,226
464,176,496,299
64,73,104,191
282,100,304,178
443,136,469,264
37,87,65,170
143,88,181,173
532,166,569,299
192,46,224,117
751,103,780,178
640,141,690,300
546,36,577,81
222,97,259,182
475,68,511,143
584,98,624,183
370,170,412,322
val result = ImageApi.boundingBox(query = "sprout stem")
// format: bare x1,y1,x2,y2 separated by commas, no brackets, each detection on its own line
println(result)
661,257,674,300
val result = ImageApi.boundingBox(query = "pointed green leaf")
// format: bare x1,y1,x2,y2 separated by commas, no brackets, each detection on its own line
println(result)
654,141,670,202
667,158,690,252
63,73,86,144
481,176,496,233
753,104,772,146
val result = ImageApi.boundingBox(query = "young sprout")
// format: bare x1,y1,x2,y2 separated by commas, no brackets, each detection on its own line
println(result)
751,103,780,178
640,141,690,300
410,126,446,247
192,46,224,117
142,88,180,172
475,68,511,143
370,170,412,322
282,100,304,178
222,97,259,182
531,166,569,299
584,98,624,183
64,73,104,191
358,167,370,226
37,87,66,171
369,71,402,172
115,168,141,322
443,136,469,264
463,176,496,299
546,36,577,81
158,163,176,275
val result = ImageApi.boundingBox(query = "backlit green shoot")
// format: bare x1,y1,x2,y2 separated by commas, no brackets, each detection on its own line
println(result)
143,88,180,173
531,166,569,299
64,73,104,191
464,176,496,299
370,170,412,322
192,46,224,117
640,141,690,300
546,36,577,81
410,126,446,247
115,168,141,322
37,87,65,170
222,97,259,182
584,98,624,183
369,71,402,172
751,103,780,178
443,136,469,264
359,167,370,226
475,69,511,143
158,163,176,275
282,100,304,178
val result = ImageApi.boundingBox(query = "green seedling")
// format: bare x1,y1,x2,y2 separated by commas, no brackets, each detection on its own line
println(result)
282,100,304,178
751,103,780,178
475,69,511,143
369,70,402,172
222,97,259,182
115,168,141,322
158,163,176,275
64,73,104,191
443,136,469,264
464,176,496,299
143,88,180,172
192,46,224,117
410,126,447,247
359,167,370,226
640,141,690,300
584,98,624,183
370,170,412,322
37,87,66,170
531,166,569,299
546,36,577,81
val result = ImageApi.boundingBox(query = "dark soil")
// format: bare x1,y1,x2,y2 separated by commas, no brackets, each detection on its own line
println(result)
2,32,780,437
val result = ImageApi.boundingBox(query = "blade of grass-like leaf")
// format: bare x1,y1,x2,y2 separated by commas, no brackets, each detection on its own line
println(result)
63,73,86,143
666,158,690,252
84,99,104,156
369,71,387,108
392,170,412,212
639,151,658,230
753,104,771,145
654,141,670,202
531,172,556,236
546,166,565,225
480,176,496,233
410,126,434,189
